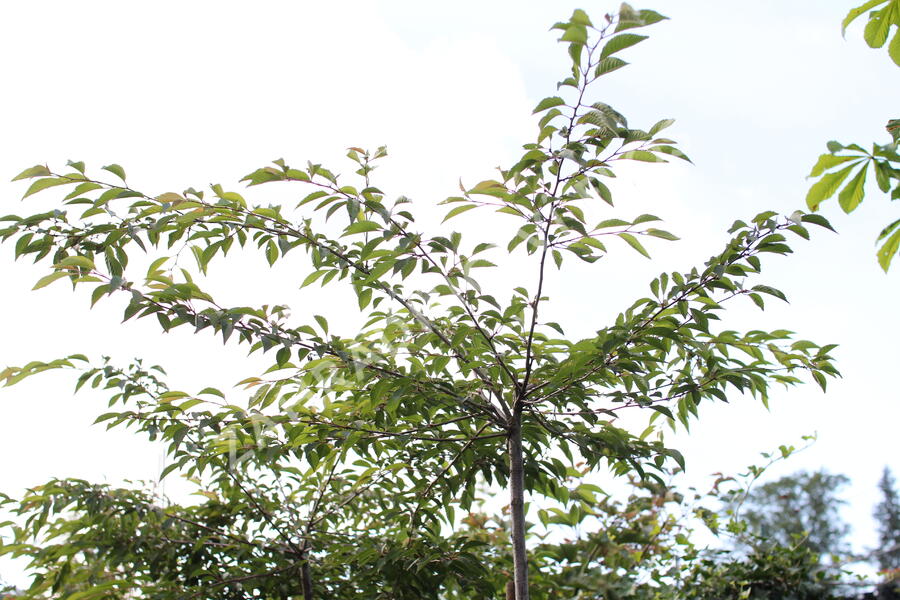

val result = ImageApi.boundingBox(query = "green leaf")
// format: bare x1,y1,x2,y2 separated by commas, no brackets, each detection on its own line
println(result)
443,204,477,222
265,241,278,266
344,220,381,235
645,228,679,241
752,284,788,303
12,165,51,181
533,96,566,114
594,57,628,77
300,270,327,288
863,4,895,47
650,145,692,163
877,217,900,241
618,232,650,258
619,150,665,162
22,177,72,198
58,256,95,270
800,213,836,231
632,214,661,224
570,8,592,26
648,119,675,136
468,180,506,195
890,27,900,65
616,7,667,32
805,163,857,210
596,218,630,228
102,164,127,182
878,225,900,271
561,24,588,44
648,405,674,420
843,0,888,34
32,271,69,290
808,153,860,177
837,164,868,213
600,34,647,59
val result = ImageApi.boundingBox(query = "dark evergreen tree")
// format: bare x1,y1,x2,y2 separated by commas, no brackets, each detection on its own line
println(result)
875,467,900,572
738,470,850,557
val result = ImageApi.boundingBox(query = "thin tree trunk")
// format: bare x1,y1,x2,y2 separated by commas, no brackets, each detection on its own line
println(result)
508,408,529,600
301,554,313,600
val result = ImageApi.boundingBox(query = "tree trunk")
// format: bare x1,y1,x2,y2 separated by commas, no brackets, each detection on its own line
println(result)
508,408,529,600
505,580,516,600
301,555,313,600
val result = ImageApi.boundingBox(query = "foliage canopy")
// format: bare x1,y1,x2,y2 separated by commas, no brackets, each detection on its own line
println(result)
0,3,841,599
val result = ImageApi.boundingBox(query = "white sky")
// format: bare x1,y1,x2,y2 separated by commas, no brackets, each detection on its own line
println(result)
1,0,898,587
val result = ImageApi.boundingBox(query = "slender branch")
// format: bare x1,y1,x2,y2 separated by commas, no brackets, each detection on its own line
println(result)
410,421,493,524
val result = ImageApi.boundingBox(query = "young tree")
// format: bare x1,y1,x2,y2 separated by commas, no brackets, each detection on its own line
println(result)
0,4,838,599
875,466,900,572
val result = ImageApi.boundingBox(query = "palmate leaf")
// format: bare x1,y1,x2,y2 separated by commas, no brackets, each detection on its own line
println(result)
843,0,890,35
805,162,863,210
863,0,900,47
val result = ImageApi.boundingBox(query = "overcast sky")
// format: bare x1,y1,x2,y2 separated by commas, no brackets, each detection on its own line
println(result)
1,0,898,586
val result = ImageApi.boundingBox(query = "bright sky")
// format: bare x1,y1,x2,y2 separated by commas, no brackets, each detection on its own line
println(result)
1,0,898,587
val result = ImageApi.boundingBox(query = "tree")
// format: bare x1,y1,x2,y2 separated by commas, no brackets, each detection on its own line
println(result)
875,466,900,572
733,469,851,557
0,4,839,599
805,1,900,272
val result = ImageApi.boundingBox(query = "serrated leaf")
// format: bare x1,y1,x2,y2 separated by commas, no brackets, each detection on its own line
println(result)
645,228,679,241
12,165,51,181
22,177,72,198
300,270,327,288
600,33,647,59
58,256,95,270
443,204,477,222
752,284,788,303
594,57,628,77
749,292,765,310
616,8,667,32
533,96,566,114
632,213,661,224
102,164,127,182
33,271,69,290
651,145,692,163
561,24,588,44
468,180,506,195
648,119,675,136
649,405,674,419
619,150,665,162
344,220,381,235
618,232,650,258
468,259,496,268
596,218,630,229
800,213,836,231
